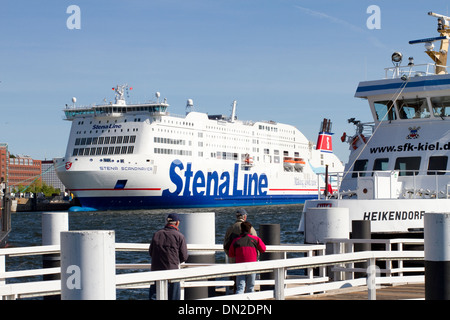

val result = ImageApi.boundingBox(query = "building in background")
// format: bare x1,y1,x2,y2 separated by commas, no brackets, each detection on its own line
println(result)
42,160,66,193
8,155,42,192
0,144,7,184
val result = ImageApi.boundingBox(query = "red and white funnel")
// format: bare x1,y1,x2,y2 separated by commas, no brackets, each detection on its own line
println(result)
316,118,333,153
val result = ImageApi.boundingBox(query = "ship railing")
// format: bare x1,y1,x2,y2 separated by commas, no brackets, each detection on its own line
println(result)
0,241,424,300
384,63,448,79
320,169,450,200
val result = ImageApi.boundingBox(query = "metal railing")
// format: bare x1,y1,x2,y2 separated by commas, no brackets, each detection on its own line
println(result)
0,240,425,300
318,170,450,200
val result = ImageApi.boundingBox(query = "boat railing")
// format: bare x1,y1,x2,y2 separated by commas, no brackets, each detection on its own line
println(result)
384,63,448,79
320,169,450,199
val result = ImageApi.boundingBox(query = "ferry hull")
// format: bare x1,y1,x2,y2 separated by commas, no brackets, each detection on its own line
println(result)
76,194,318,211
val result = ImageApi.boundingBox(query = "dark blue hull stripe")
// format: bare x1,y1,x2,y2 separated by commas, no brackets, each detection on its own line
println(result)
75,194,317,211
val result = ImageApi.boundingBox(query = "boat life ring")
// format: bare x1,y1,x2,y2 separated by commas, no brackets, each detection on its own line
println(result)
351,135,367,150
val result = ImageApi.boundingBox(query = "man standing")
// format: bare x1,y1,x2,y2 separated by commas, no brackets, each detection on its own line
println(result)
228,221,266,294
149,213,188,300
223,208,257,258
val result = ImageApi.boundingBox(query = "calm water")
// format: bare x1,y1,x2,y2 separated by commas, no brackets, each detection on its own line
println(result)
7,204,305,299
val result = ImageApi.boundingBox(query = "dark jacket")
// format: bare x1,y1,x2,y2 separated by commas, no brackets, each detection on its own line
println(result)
149,225,188,271
223,219,257,255
228,233,266,263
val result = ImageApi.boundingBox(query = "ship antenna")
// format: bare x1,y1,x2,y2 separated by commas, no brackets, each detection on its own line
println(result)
186,99,194,114
230,100,237,122
409,12,450,74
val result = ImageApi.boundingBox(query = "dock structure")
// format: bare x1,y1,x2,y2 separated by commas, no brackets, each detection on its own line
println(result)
1,211,447,301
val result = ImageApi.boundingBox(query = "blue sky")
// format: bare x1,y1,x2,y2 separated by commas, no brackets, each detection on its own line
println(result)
1,0,449,163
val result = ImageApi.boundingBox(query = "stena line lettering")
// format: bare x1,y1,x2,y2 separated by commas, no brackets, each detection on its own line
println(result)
162,160,268,197
92,124,122,130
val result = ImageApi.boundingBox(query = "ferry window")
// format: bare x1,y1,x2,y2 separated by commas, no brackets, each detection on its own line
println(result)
72,149,79,156
86,138,92,145
102,147,108,155
430,96,450,117
110,136,116,144
123,136,130,143
104,137,110,144
96,148,102,155
374,101,396,121
127,146,134,154
92,137,98,145
351,159,368,178
373,158,389,172
75,138,81,146
427,156,448,175
98,137,104,144
395,157,421,176
397,98,430,119
108,147,114,155
80,138,86,145
116,136,123,144
130,135,136,143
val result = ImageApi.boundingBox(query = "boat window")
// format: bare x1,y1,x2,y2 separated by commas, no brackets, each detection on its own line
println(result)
351,159,368,178
374,101,396,121
397,98,430,119
430,96,450,117
427,156,448,175
394,157,421,176
372,158,389,174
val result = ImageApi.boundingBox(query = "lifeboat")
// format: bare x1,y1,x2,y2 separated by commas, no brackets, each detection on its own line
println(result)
294,158,305,172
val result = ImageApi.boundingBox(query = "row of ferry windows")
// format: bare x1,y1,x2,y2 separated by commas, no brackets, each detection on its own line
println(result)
352,156,448,177
75,135,136,146
374,96,450,121
73,146,135,156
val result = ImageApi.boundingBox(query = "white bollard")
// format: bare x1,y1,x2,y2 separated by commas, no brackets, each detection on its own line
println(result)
178,212,215,299
42,212,69,246
304,207,350,244
424,212,450,300
60,230,116,300
42,212,69,299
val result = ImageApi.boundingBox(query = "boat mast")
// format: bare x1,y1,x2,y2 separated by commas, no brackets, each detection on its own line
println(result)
424,12,450,74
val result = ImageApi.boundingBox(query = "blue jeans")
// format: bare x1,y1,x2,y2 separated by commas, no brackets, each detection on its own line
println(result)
149,282,181,300
236,273,256,294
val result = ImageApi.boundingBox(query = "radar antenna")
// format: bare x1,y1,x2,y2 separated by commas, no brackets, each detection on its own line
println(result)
409,12,450,74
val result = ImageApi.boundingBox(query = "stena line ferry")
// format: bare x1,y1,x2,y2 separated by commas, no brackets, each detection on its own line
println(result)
54,86,344,211
300,12,450,238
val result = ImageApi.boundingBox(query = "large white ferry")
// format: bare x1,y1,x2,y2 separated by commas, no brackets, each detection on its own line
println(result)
300,12,450,238
54,87,344,211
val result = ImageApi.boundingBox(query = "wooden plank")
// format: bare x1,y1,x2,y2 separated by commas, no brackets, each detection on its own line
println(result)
288,283,424,300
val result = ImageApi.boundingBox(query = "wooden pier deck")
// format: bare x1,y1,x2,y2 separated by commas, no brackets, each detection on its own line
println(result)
289,283,424,300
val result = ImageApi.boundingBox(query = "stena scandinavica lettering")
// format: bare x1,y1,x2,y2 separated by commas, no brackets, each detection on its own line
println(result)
162,160,268,197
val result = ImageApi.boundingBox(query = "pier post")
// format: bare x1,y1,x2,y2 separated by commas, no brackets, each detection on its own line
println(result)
259,224,283,291
42,211,68,300
304,207,349,244
60,230,116,300
178,212,215,299
352,220,371,278
424,212,450,300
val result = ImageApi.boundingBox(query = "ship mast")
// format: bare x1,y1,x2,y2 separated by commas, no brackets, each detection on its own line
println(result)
409,12,450,75
427,12,450,74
